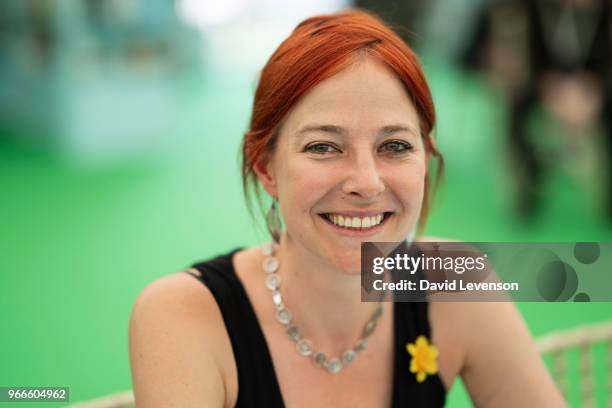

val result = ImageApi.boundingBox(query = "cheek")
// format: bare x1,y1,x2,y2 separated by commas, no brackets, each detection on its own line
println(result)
388,161,427,206
280,160,332,214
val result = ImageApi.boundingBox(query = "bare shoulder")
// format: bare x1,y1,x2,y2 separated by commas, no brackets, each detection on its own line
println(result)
427,301,469,392
129,271,235,408
421,236,564,405
431,301,565,407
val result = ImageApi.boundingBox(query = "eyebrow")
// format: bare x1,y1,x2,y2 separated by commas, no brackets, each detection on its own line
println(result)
297,124,346,137
379,125,420,137
295,124,419,142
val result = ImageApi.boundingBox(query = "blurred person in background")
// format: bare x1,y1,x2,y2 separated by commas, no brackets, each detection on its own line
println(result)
129,9,565,407
460,0,612,221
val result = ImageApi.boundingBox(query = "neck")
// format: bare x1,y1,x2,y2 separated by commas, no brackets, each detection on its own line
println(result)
273,233,384,353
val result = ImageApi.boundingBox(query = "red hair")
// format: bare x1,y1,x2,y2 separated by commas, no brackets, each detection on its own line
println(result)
241,9,444,233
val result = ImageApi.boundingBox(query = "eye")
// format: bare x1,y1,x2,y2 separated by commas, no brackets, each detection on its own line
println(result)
304,142,340,154
380,140,414,154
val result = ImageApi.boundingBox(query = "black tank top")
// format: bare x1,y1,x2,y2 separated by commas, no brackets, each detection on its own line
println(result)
187,248,446,407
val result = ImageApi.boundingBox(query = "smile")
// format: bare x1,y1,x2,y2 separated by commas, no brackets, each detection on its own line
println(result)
318,212,393,231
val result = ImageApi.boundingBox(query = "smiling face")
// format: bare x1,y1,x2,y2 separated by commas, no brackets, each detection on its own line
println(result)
254,56,428,274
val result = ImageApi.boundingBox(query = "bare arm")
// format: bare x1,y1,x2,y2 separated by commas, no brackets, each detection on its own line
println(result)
459,301,566,407
129,273,229,408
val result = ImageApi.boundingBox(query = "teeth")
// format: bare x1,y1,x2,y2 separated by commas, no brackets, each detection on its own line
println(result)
324,213,387,229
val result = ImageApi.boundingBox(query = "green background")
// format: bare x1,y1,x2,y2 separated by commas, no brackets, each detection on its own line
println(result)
2,51,611,407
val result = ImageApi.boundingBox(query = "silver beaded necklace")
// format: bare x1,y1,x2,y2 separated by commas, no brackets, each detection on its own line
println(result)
261,242,384,374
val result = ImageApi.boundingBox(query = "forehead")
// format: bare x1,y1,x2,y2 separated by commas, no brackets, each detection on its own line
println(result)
282,56,421,137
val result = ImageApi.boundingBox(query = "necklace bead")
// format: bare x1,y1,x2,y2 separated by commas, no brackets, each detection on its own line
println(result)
272,291,283,308
265,273,281,290
314,352,327,365
296,339,313,356
325,358,342,374
355,339,369,353
276,308,292,325
363,319,377,337
287,325,300,341
342,349,356,364
263,257,279,273
262,242,276,256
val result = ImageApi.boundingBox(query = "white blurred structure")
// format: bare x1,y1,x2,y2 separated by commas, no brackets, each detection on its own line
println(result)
176,0,349,75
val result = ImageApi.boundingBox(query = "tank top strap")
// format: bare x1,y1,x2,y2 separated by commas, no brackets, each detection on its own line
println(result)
391,301,446,407
187,248,285,408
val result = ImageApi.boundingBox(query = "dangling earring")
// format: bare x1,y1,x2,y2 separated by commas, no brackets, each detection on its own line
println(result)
266,198,282,243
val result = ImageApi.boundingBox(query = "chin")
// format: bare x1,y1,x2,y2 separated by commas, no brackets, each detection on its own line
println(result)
343,267,363,276
334,262,362,276
328,251,363,276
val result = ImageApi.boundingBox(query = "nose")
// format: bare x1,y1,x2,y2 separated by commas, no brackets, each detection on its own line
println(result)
341,151,386,199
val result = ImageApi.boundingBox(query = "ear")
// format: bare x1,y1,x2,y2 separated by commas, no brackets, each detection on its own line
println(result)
253,153,278,198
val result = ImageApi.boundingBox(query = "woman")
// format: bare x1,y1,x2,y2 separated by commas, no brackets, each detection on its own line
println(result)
129,9,565,407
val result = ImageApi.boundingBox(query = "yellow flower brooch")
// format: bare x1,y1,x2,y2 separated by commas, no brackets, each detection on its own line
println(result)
406,335,439,383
